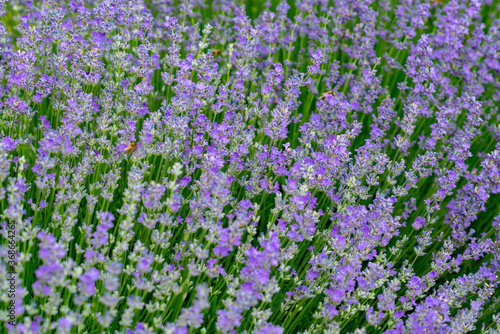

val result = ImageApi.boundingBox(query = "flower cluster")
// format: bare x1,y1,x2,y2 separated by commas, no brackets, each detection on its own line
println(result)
1,0,500,333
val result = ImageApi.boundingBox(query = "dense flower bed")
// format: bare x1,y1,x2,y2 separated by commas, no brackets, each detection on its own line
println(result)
1,0,500,333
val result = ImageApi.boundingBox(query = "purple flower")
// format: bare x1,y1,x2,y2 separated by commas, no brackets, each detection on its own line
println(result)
79,268,100,295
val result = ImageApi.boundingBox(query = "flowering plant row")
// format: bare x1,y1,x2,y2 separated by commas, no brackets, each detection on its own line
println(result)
0,0,500,333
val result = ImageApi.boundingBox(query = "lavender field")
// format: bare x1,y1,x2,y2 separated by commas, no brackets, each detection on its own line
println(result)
1,0,500,333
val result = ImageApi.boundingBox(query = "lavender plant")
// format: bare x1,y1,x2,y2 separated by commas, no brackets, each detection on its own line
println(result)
0,0,500,333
